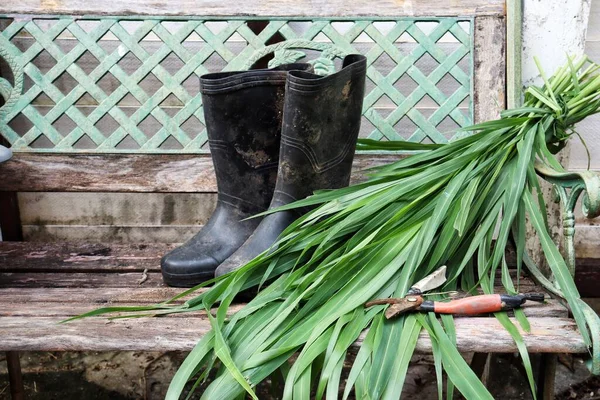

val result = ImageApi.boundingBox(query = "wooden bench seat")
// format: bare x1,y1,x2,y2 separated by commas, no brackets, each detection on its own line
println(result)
0,241,586,355
0,1,594,398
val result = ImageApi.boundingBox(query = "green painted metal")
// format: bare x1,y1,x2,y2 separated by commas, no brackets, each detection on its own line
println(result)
535,162,600,277
0,16,472,153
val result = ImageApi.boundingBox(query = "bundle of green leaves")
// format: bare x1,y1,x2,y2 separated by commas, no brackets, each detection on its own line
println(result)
76,56,600,399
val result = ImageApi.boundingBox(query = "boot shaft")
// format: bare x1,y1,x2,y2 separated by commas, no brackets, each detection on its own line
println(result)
200,64,311,214
273,55,367,209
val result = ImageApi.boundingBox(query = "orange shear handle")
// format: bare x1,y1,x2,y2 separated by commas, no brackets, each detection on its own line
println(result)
432,294,503,315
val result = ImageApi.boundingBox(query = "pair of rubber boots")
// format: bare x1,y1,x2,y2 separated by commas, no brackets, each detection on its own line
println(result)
161,55,367,287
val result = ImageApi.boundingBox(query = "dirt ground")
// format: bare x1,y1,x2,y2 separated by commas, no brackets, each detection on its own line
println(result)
1,351,599,399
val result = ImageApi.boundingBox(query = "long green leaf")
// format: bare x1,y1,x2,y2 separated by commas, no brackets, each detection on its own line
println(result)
495,312,537,398
523,191,591,345
417,315,494,399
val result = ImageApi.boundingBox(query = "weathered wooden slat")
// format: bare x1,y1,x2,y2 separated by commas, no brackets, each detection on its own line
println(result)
0,316,584,353
0,278,548,303
21,224,202,243
0,241,516,271
0,154,402,193
0,241,171,272
1,269,559,294
0,154,216,193
0,287,193,303
17,193,217,226
0,302,246,318
0,0,505,18
0,316,207,352
473,15,506,123
0,272,165,288
0,296,567,319
413,317,585,354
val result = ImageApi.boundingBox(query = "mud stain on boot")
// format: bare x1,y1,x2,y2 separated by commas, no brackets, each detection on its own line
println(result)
233,145,272,168
342,81,352,99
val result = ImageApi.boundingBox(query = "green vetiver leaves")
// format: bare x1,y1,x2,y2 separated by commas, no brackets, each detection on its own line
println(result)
76,55,600,399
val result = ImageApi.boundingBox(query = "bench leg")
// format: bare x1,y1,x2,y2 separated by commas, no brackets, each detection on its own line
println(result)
470,352,489,383
6,351,24,400
536,353,556,400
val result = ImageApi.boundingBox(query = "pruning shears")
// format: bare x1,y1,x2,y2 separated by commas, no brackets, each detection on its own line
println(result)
365,266,545,319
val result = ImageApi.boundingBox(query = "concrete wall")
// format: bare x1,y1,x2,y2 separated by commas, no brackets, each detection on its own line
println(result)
522,0,591,87
573,0,600,260
520,0,599,265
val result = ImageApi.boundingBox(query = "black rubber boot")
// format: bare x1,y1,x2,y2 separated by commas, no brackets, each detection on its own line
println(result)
215,54,367,277
161,63,311,287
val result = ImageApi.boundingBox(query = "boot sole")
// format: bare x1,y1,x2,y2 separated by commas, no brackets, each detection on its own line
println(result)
161,271,215,288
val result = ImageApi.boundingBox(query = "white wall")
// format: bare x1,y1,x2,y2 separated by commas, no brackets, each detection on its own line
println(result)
573,0,600,258
570,0,600,171
522,0,591,87
522,0,598,172
521,0,598,262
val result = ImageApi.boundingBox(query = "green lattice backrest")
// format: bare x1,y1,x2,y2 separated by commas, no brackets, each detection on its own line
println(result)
0,17,473,153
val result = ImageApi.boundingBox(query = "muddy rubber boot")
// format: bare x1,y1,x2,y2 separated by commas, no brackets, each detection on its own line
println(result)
161,63,311,287
215,54,367,277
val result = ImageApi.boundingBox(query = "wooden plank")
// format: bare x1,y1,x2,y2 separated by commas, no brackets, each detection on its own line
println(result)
0,0,505,18
472,15,506,123
0,296,567,319
0,316,208,352
0,241,513,272
1,268,564,294
0,278,550,302
0,272,165,288
0,285,562,307
21,225,202,244
0,242,171,272
0,316,584,353
0,281,554,303
17,193,217,226
0,153,402,193
0,287,193,303
412,317,585,354
0,302,245,318
0,154,217,193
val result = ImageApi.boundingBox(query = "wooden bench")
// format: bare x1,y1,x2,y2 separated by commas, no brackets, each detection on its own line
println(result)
0,1,596,399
